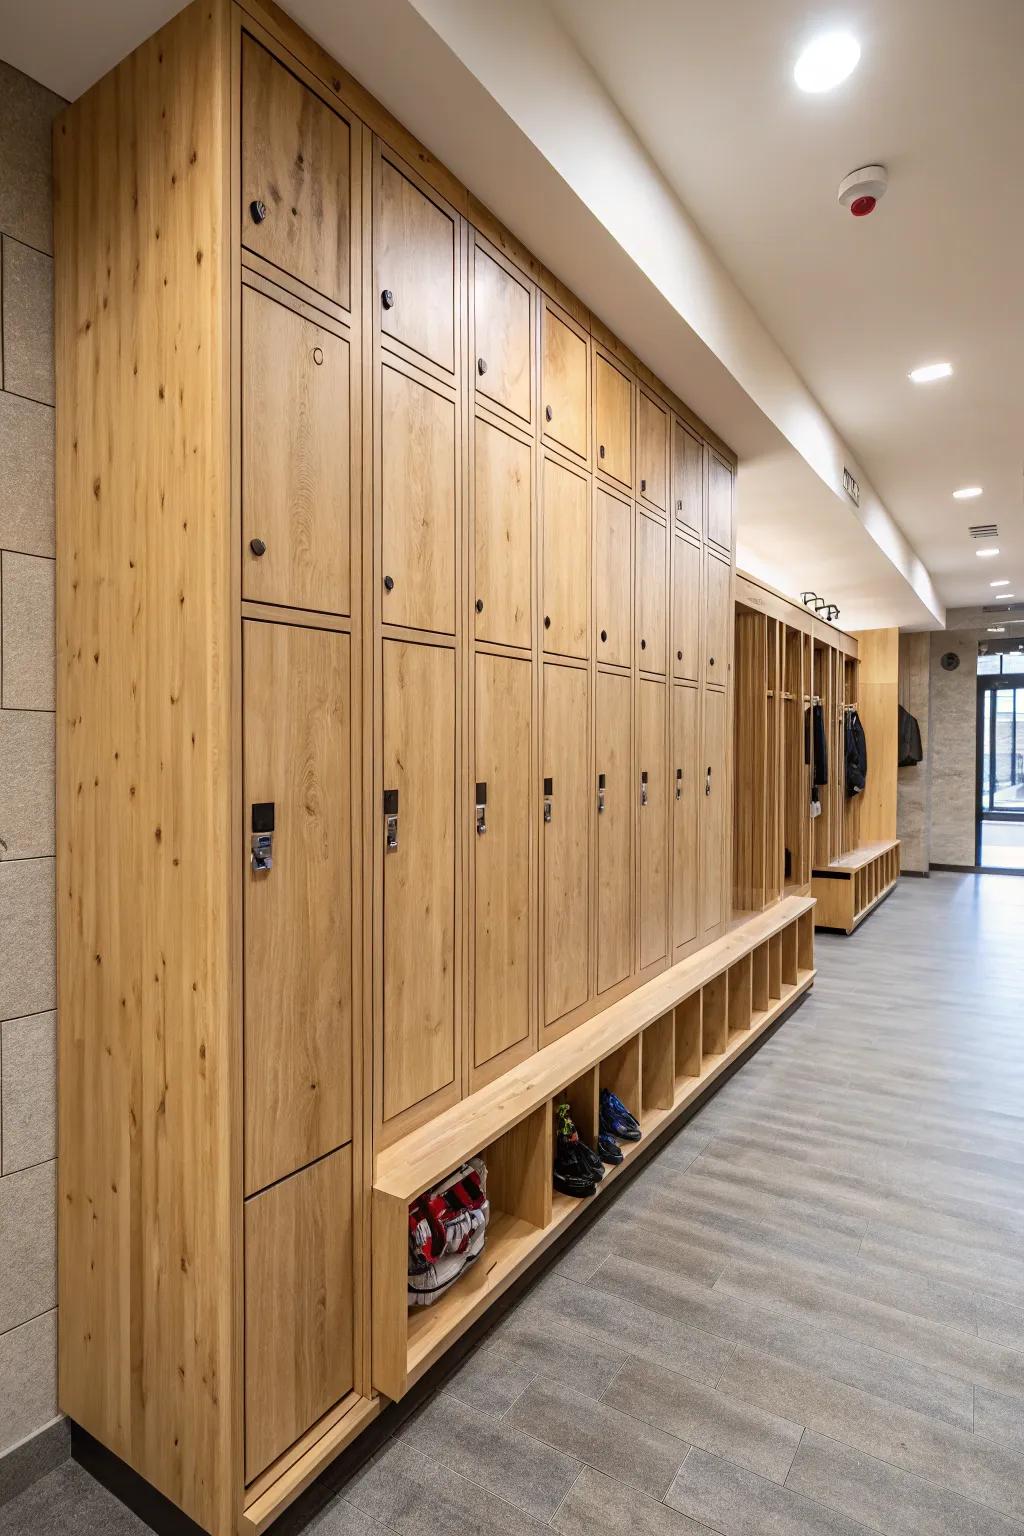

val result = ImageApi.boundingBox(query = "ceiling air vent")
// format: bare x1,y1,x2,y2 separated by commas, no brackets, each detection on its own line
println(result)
970,523,999,539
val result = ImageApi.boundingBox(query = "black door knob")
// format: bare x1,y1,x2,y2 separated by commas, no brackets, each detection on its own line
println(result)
475,598,484,613
250,199,267,224
599,444,606,459
641,478,647,493
249,537,266,557
384,575,395,592
709,656,715,667
676,499,683,512
545,405,553,422
312,346,324,366
640,638,647,650
544,615,551,629
477,357,487,375
677,649,683,661
600,629,608,643
381,289,395,310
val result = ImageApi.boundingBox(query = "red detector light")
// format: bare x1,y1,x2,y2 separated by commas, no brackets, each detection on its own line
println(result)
850,194,876,217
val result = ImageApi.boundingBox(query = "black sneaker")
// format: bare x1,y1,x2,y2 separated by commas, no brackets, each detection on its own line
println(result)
554,1135,597,1198
578,1139,606,1182
596,1133,624,1165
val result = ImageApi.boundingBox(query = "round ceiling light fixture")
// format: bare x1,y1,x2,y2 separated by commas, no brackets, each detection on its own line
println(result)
838,165,887,217
794,32,861,92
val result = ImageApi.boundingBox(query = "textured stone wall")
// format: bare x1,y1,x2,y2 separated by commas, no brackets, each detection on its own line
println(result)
897,632,930,872
928,622,991,868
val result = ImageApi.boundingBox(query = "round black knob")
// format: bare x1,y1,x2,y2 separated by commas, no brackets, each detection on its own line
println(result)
477,357,487,376
677,649,683,661
312,346,324,366
475,598,484,613
545,405,553,422
641,479,647,493
384,575,395,592
641,638,647,650
600,629,608,643
249,537,266,557
544,615,551,629
709,656,715,667
599,444,606,459
676,499,683,512
381,289,395,310
250,199,267,224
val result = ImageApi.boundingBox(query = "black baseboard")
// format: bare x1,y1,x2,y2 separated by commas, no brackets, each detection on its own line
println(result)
930,861,1024,878
0,1418,69,1507
899,868,928,878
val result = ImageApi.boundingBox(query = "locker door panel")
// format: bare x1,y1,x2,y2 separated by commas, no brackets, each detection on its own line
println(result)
382,641,456,1119
542,303,588,461
376,154,456,374
380,365,457,634
242,287,351,615
242,36,351,309
244,1147,353,1480
474,246,532,423
704,551,731,687
243,621,351,1196
636,512,668,674
701,687,728,935
594,487,632,667
672,419,703,537
672,684,699,949
638,679,668,969
474,417,532,648
596,670,633,993
637,390,668,512
707,452,734,552
672,534,701,683
542,455,589,660
474,654,532,1067
542,664,589,1028
594,353,632,488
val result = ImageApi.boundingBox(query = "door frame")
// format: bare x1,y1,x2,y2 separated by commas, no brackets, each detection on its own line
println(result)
975,674,1024,872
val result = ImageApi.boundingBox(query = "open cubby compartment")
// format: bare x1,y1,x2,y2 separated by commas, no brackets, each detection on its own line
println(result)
701,972,728,1061
600,1036,642,1129
751,941,770,1015
727,953,753,1037
768,933,783,999
641,1011,676,1121
674,991,702,1089
780,920,798,987
554,1066,599,1150
797,910,814,973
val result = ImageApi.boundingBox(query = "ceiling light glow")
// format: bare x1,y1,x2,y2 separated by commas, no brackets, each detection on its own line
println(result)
977,548,1000,558
988,626,1006,634
953,486,983,499
999,594,1016,600
991,580,1010,587
909,362,953,384
794,32,861,93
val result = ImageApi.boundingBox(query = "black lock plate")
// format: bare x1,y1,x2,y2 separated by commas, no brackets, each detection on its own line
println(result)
383,788,399,815
543,777,553,797
476,782,487,805
598,773,606,789
252,801,275,834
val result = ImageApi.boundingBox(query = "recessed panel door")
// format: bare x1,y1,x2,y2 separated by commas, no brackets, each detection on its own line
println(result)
701,686,728,936
474,245,531,423
474,416,531,648
542,455,588,659
474,654,532,1068
594,487,632,667
636,511,667,674
637,390,668,512
672,683,699,950
376,153,456,375
382,641,457,1120
595,669,633,993
704,551,731,687
638,679,668,969
672,419,703,537
380,364,457,634
541,301,588,462
707,452,734,552
542,664,590,1029
594,353,632,488
672,533,701,683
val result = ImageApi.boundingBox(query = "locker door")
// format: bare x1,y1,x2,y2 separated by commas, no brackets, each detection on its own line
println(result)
701,687,728,936
380,364,457,634
541,301,588,462
672,684,699,950
594,487,632,667
594,353,632,488
636,390,668,512
474,417,531,648
672,533,701,683
241,36,352,309
672,419,703,537
376,153,456,375
638,679,668,969
704,551,731,687
595,669,633,993
382,641,456,1120
243,621,351,1196
474,245,532,423
636,512,668,674
474,654,532,1068
542,664,589,1029
707,452,734,552
542,455,588,660
242,287,351,615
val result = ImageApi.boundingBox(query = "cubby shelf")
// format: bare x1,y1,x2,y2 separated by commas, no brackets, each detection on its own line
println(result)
372,896,815,1402
812,838,900,934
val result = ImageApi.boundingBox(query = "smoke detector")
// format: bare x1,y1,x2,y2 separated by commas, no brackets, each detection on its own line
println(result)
838,165,888,217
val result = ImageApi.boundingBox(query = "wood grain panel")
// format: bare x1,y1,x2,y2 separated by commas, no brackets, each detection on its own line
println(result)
376,151,456,374
595,669,633,993
594,487,632,667
473,244,531,423
542,455,588,660
672,532,701,683
541,300,588,462
380,363,456,634
672,684,700,951
636,511,668,675
853,626,899,843
473,416,532,648
672,418,703,536
542,664,590,1029
701,687,728,935
707,451,734,552
638,679,668,969
704,551,731,687
636,389,668,512
594,352,632,488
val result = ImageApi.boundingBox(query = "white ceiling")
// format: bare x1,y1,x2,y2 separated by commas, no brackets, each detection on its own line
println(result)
547,0,1024,613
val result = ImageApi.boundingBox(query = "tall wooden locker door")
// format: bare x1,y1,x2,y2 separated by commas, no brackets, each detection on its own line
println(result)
594,352,632,489
473,654,532,1073
672,419,703,538
243,620,351,1197
672,684,700,951
375,149,457,378
595,669,633,993
594,487,632,667
672,532,701,684
704,551,731,687
636,389,668,513
638,679,668,970
379,361,457,634
541,300,589,465
473,242,532,425
381,640,457,1122
707,452,734,553
542,664,590,1032
542,454,589,660
700,687,728,937
636,511,667,674
473,416,532,649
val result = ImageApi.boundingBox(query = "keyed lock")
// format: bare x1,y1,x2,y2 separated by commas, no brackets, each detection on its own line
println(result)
640,770,649,808
599,444,606,459
477,357,487,375
543,776,553,824
250,537,267,557
676,767,683,802
475,598,484,613
597,772,606,815
383,574,395,592
475,781,487,836
676,499,683,512
381,288,395,310
250,199,267,224
384,788,399,851
545,405,553,422
641,478,647,493
705,767,712,797
312,346,324,366
250,802,274,872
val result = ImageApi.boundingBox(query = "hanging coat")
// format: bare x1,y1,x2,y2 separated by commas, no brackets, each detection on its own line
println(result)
898,705,923,767
845,709,868,797
805,701,828,788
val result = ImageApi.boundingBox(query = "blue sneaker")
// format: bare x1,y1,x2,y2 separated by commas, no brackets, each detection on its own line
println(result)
600,1088,641,1142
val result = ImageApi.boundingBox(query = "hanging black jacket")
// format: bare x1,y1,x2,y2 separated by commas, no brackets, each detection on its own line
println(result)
898,705,923,767
805,701,828,789
845,709,867,797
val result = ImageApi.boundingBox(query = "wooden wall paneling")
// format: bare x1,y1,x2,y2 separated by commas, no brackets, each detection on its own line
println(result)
704,551,731,688
636,510,668,676
706,449,734,554
671,684,700,956
636,387,668,514
472,414,533,649
471,234,534,428
731,611,767,913
593,347,633,490
700,687,729,937
853,627,899,843
672,417,704,538
638,679,669,972
541,453,590,661
672,531,701,683
594,485,633,667
541,662,591,1035
373,142,458,380
540,297,590,467
595,668,634,993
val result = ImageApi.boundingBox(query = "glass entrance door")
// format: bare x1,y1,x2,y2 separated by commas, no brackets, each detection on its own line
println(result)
978,681,1024,869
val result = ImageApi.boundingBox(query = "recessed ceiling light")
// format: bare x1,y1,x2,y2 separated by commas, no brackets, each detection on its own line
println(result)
794,32,861,93
977,548,1000,558
909,362,953,383
999,594,1016,600
991,579,1010,587
953,486,983,499
988,626,1006,634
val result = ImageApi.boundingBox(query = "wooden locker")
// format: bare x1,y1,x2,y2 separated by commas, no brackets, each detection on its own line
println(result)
473,416,531,648
380,362,457,634
672,418,703,537
672,532,701,683
382,641,457,1120
244,1147,353,1481
542,454,589,660
474,654,532,1068
542,664,590,1030
473,243,532,424
241,35,352,309
375,150,457,375
594,486,632,667
707,451,734,552
541,300,588,463
704,551,731,687
595,669,633,993
638,679,668,969
636,389,668,512
243,621,351,1196
594,352,632,488
672,683,700,950
242,286,351,616
636,511,668,675
701,687,728,936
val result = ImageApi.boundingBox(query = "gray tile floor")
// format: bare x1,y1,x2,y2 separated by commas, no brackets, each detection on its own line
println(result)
6,871,1024,1536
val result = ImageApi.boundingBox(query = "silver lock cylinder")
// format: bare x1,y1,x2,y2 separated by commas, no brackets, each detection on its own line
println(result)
543,775,553,824
597,772,606,815
475,782,487,835
384,788,399,851
640,770,648,807
251,802,274,872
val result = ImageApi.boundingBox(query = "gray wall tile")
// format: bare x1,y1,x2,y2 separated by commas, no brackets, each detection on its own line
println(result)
2,239,54,405
0,392,54,556
1,1012,56,1173
0,1311,57,1460
0,857,55,1021
0,60,63,254
0,1160,55,1333
1,552,54,709
0,710,54,858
